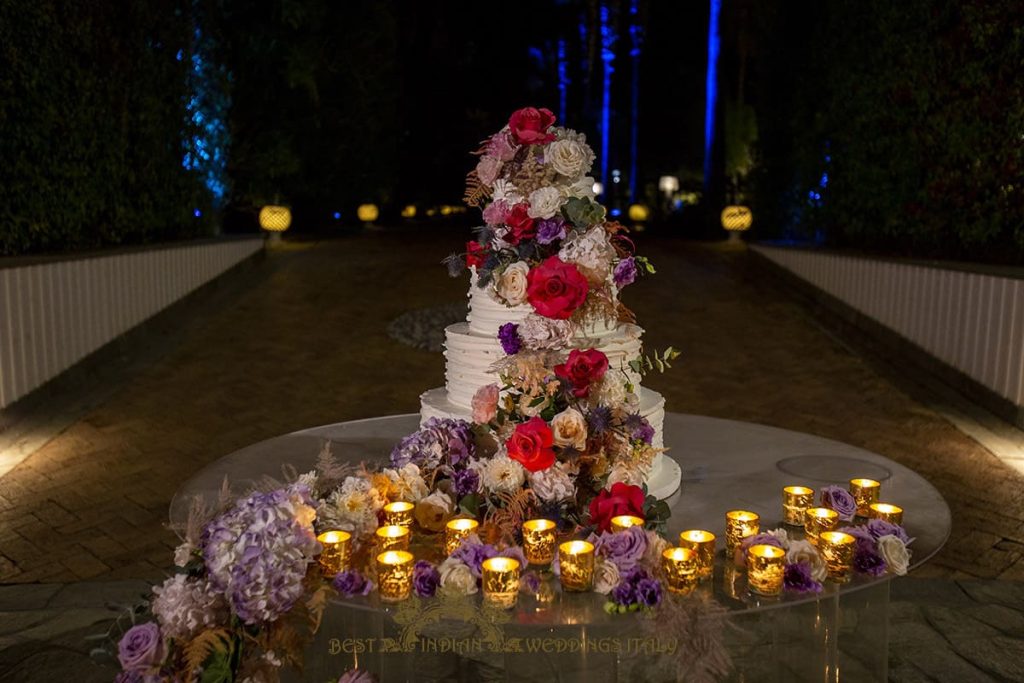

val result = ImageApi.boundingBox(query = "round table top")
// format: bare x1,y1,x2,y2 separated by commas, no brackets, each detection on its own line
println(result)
171,412,951,616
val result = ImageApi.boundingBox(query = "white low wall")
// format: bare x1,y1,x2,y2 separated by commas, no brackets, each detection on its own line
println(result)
752,245,1024,411
0,237,263,409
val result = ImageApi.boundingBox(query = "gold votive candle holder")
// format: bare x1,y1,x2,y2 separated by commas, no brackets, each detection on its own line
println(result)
375,525,410,552
482,557,521,609
747,544,786,596
662,547,698,594
522,519,557,565
444,518,479,555
558,540,595,592
869,503,903,525
679,530,716,581
316,530,352,576
849,479,881,517
804,507,839,545
819,531,857,583
376,550,414,602
609,515,645,533
383,501,415,527
783,486,815,526
725,510,760,553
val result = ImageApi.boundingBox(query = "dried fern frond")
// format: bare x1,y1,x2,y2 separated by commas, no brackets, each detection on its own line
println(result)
184,628,232,676
464,170,491,208
484,488,537,545
616,301,638,324
314,441,351,491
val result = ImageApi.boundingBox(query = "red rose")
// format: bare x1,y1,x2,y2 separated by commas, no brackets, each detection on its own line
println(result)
588,482,646,533
466,241,486,268
554,349,609,398
506,416,556,472
526,256,589,320
504,204,536,245
508,107,557,145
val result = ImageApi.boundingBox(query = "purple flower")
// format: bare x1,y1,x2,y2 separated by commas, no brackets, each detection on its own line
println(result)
499,545,528,568
390,418,476,469
635,577,663,607
520,570,542,593
611,580,637,606
865,519,912,545
498,322,522,355
783,563,823,593
450,468,480,498
735,532,785,566
536,217,567,245
593,526,648,572
587,406,613,436
611,567,655,607
117,623,164,673
613,258,638,287
853,546,887,576
452,538,498,578
413,561,440,597
333,570,374,597
623,413,654,445
820,486,857,521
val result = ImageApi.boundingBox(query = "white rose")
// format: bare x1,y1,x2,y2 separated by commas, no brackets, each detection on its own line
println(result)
562,175,597,200
527,186,564,220
414,490,454,532
592,558,621,595
550,408,588,450
877,535,910,576
495,261,530,306
785,539,827,582
547,139,592,180
438,558,478,595
765,528,790,550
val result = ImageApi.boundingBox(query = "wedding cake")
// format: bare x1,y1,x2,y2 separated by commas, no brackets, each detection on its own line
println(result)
419,107,680,499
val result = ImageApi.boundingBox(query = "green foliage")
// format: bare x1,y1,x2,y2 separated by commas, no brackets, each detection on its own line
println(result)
0,0,214,256
628,347,682,377
749,0,1024,264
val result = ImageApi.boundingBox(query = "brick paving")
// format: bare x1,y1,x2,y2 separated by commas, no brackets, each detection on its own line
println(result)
0,228,1022,584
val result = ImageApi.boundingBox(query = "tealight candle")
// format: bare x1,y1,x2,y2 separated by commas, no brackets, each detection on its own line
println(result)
444,518,479,555
819,531,857,583
482,557,521,609
383,501,415,527
849,479,881,517
869,503,903,525
804,507,839,545
678,530,716,581
558,541,595,592
375,525,410,552
316,530,352,576
376,550,414,602
610,515,645,533
783,486,815,526
662,547,698,594
747,544,786,596
522,519,557,565
725,510,760,553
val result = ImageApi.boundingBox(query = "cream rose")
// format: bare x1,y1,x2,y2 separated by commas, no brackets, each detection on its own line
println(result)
550,407,588,450
785,539,827,582
547,138,591,180
592,557,621,595
877,535,910,575
495,261,530,305
527,186,564,220
438,558,478,596
414,491,453,532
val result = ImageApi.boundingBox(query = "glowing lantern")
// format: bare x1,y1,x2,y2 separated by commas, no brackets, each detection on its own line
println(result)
592,182,604,196
628,204,650,222
357,204,379,223
440,205,454,216
721,206,753,231
658,175,680,194
259,205,292,232
401,205,417,218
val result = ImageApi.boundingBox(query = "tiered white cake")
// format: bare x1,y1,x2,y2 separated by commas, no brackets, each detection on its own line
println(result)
420,274,680,499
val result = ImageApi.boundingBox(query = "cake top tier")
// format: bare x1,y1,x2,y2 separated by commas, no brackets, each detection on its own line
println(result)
445,107,653,354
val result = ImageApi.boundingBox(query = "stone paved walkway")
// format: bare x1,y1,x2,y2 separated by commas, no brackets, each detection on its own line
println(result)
0,228,1022,586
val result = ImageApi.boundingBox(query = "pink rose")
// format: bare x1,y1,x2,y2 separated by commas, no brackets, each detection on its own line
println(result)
476,156,502,186
508,107,556,145
482,199,511,227
472,384,499,424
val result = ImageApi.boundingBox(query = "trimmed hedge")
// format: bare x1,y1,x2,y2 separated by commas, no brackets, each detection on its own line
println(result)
0,1,213,256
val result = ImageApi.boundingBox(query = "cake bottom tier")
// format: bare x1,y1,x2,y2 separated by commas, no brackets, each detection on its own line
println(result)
419,387,680,499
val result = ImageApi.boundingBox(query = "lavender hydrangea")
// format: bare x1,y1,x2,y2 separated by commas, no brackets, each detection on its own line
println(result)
450,468,480,498
783,563,823,593
820,485,858,521
333,570,374,597
202,485,319,625
613,257,638,287
413,561,440,597
498,322,523,355
536,217,567,245
593,526,649,572
390,418,476,470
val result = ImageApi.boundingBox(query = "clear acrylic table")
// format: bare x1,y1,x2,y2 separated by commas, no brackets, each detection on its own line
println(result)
171,413,951,682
